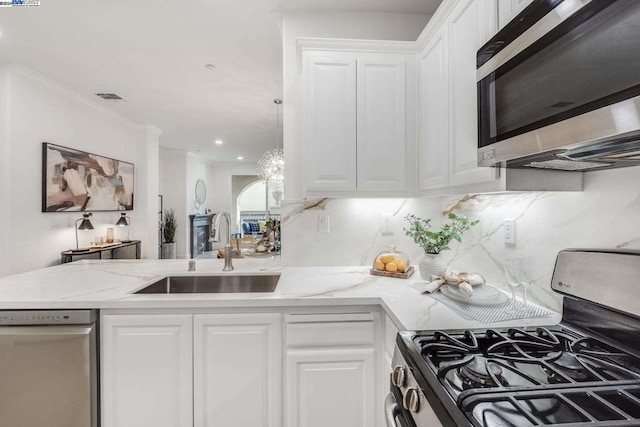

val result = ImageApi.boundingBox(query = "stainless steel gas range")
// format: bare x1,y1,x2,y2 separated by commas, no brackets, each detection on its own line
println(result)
387,249,640,427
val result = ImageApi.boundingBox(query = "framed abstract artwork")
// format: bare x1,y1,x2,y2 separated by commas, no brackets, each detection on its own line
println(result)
42,142,134,212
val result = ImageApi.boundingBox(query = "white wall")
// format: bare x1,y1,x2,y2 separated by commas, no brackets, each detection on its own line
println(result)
135,125,162,259
159,148,188,258
0,65,160,275
282,11,432,199
0,68,9,277
186,152,212,216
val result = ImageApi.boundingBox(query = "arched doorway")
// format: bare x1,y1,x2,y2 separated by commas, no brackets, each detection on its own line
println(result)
233,177,279,235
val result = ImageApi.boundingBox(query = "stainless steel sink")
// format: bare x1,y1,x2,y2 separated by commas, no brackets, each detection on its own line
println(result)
134,274,280,294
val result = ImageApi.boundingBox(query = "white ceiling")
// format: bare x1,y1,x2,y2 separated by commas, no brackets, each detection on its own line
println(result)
272,0,442,15
0,0,441,162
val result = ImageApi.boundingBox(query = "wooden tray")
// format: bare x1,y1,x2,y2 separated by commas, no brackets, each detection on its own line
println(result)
89,242,120,249
370,266,414,279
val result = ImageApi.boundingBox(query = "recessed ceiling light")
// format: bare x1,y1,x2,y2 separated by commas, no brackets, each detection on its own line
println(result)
214,140,223,145
237,156,244,160
205,64,216,71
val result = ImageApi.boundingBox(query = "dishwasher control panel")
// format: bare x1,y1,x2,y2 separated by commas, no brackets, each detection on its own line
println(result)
0,310,96,325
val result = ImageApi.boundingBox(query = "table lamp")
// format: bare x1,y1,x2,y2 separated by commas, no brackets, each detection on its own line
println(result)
74,213,94,250
116,212,131,241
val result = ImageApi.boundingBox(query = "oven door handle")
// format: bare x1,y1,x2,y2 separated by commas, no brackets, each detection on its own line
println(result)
385,393,402,427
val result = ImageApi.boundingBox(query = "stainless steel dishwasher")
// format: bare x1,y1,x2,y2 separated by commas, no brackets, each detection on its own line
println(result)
0,310,98,427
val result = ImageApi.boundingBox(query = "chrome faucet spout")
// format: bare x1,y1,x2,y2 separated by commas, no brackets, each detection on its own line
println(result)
213,211,234,271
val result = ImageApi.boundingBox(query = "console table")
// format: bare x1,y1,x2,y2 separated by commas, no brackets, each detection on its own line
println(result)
61,241,141,264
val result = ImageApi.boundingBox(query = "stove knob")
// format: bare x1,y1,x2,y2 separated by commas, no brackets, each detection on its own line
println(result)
403,388,420,413
391,365,406,387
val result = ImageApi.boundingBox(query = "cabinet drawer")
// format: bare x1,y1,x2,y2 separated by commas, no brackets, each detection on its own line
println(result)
286,313,375,348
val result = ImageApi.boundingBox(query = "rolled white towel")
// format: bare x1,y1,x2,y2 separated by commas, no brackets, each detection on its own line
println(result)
412,271,486,295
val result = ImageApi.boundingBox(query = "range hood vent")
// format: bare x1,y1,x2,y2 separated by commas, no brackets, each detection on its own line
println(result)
504,133,640,172
524,159,609,171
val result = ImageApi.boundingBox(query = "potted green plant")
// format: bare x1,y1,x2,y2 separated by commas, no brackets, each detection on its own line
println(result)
404,212,478,279
161,208,177,259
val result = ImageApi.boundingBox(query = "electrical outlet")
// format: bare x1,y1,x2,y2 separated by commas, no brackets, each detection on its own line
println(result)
503,219,516,245
380,213,393,235
318,215,330,233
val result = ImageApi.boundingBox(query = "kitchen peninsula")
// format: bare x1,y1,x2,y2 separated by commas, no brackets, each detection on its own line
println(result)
0,257,558,329
0,258,558,427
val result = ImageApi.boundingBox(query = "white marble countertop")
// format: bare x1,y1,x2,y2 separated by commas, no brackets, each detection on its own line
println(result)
0,257,561,331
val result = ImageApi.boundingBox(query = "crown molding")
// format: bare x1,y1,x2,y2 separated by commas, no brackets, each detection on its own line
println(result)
296,37,418,73
416,0,459,49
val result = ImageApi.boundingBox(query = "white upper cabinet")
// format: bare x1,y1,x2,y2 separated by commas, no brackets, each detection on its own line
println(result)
356,57,407,192
303,45,414,197
497,0,535,30
304,55,357,192
447,0,499,187
418,0,501,194
419,27,449,191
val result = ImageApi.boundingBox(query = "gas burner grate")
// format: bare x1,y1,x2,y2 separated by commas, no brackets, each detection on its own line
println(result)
414,327,640,408
462,383,640,426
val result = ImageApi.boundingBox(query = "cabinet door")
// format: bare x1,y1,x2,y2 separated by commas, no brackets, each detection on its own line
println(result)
101,315,193,427
419,27,450,191
286,349,376,427
305,54,357,192
447,0,499,187
498,0,534,30
194,313,282,427
356,57,407,192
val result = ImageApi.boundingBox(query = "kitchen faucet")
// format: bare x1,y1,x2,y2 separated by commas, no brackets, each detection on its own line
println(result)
212,211,234,271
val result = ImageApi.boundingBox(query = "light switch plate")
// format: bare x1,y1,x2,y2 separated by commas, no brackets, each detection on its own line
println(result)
503,219,516,245
318,215,330,233
380,213,393,235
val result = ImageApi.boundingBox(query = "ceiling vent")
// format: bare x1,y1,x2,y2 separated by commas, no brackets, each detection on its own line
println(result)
96,93,124,100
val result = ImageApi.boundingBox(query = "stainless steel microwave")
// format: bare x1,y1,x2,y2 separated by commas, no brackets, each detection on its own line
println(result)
477,0,640,171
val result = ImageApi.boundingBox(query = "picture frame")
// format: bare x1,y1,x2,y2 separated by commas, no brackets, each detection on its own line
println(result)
42,142,134,212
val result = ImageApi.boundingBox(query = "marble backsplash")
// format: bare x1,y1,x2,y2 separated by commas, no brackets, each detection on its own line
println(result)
280,167,640,312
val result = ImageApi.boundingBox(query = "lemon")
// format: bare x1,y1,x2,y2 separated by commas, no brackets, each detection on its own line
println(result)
380,254,396,264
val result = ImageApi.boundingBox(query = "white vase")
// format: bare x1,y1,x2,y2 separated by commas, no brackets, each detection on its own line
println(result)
418,253,447,280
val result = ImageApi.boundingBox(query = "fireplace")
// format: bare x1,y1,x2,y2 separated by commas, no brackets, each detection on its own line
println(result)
189,214,214,259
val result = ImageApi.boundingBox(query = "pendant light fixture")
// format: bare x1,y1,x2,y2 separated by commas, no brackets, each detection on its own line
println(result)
257,99,284,184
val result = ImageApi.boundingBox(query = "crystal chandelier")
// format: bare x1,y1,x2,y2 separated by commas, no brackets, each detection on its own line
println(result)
257,99,284,183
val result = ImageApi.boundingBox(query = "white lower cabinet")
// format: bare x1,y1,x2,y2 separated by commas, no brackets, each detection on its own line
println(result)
102,312,281,427
194,313,281,427
102,309,383,427
286,348,376,427
285,312,382,427
101,314,193,427
384,315,400,374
